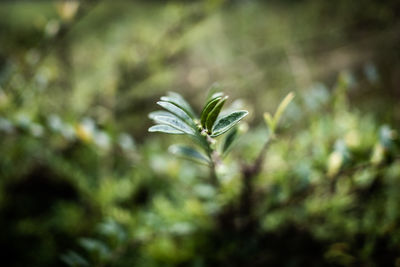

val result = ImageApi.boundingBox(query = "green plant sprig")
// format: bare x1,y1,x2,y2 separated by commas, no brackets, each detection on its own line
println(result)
263,92,295,138
148,90,248,183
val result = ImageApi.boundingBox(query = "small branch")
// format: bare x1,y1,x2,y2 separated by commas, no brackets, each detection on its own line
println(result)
242,135,275,179
209,158,219,187
235,136,275,229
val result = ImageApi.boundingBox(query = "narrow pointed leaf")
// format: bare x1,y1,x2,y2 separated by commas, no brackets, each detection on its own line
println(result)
222,126,238,154
200,96,222,127
157,101,196,128
161,92,196,118
206,96,228,132
205,91,224,107
153,115,195,135
167,92,196,116
148,125,184,134
274,92,295,126
207,92,224,103
169,145,210,165
211,110,248,137
148,110,174,120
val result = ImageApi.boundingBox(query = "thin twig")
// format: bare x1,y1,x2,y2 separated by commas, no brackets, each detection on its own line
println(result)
242,135,275,179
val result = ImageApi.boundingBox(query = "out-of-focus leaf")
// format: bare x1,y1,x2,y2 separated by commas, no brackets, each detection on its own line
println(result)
334,139,350,160
153,115,195,135
371,143,385,165
161,92,196,119
200,96,222,127
0,117,14,134
97,219,127,244
61,251,89,267
79,238,111,261
274,92,295,125
169,222,195,235
211,110,248,137
327,140,349,177
169,145,210,165
379,125,396,149
56,1,80,22
206,96,228,132
118,133,136,150
148,125,184,134
264,92,295,134
222,126,238,154
263,112,275,133
327,151,343,177
157,101,195,127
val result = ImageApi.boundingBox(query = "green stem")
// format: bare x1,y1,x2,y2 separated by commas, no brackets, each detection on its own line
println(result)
205,134,220,187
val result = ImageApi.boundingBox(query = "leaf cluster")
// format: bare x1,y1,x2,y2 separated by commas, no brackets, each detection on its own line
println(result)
148,90,248,165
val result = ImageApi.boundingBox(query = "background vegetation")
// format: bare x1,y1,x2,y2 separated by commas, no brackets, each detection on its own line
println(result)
0,0,400,266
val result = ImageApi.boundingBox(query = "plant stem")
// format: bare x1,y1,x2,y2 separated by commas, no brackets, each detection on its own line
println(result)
209,158,218,186
238,135,275,227
206,134,220,187
243,135,275,178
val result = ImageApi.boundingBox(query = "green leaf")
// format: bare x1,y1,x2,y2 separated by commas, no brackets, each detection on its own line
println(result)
161,92,196,118
274,92,295,127
263,92,295,134
153,115,195,135
148,110,174,120
263,112,275,133
157,101,195,128
149,110,192,129
207,92,224,103
169,145,210,165
206,96,228,132
222,126,238,154
200,96,222,128
79,238,111,260
379,125,396,149
148,125,184,134
61,251,89,267
149,111,194,135
211,110,248,137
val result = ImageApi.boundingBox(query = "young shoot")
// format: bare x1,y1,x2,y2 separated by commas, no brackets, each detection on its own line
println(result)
148,90,248,183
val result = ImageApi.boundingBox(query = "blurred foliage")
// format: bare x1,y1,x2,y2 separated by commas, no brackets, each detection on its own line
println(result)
0,0,400,266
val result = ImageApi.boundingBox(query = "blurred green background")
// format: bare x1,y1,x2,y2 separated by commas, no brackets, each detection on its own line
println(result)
1,0,400,266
